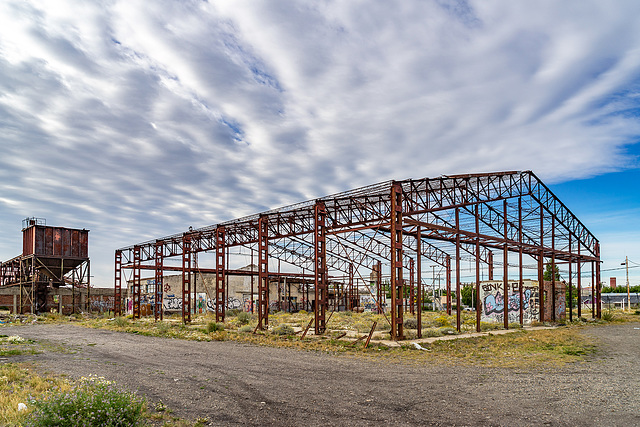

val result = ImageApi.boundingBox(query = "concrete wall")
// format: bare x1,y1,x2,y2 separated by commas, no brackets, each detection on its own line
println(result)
0,286,115,314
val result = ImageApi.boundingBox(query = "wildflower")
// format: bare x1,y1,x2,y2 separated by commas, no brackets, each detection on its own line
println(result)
18,402,27,411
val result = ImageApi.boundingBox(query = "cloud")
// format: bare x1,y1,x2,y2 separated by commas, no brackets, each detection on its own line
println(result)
0,0,639,285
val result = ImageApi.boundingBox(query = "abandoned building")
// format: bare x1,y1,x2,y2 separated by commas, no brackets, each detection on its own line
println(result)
0,218,96,314
115,171,602,339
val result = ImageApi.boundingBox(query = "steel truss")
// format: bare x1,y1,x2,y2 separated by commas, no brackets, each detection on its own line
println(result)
115,171,601,338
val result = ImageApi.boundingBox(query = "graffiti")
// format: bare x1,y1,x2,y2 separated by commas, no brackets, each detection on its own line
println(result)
163,296,182,311
205,297,243,312
90,296,114,312
164,284,171,292
484,289,532,315
480,281,539,324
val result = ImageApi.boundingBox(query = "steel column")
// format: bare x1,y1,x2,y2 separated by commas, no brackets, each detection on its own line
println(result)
132,246,141,319
416,226,422,338
446,256,452,316
539,202,545,322
568,234,572,322
181,236,192,323
503,199,508,330
375,261,383,314
595,241,601,319
314,202,328,334
551,216,556,322
518,198,524,326
258,216,269,329
216,227,226,322
577,245,582,318
390,182,404,340
154,241,163,321
409,258,415,315
475,205,481,332
456,207,461,332
114,250,122,316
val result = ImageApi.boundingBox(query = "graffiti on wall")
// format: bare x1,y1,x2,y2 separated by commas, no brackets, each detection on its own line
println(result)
480,281,539,324
89,296,114,312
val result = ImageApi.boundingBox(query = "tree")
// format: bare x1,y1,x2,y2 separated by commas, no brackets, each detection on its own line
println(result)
461,285,475,307
543,263,560,281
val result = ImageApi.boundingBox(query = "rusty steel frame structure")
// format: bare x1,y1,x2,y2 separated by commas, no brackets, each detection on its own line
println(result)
115,171,601,339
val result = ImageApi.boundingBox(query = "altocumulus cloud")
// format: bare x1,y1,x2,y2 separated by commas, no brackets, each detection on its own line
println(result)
0,0,639,284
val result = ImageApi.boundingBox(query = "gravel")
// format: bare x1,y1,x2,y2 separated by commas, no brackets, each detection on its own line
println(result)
1,322,639,426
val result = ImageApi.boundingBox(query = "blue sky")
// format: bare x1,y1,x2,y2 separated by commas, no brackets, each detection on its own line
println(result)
0,0,639,287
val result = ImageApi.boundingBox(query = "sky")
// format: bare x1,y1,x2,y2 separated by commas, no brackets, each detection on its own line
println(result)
1,0,639,288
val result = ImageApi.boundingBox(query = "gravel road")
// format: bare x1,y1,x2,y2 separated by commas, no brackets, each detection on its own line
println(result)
1,322,639,426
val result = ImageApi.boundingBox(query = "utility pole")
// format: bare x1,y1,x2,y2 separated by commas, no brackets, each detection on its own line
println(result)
621,257,630,310
625,256,629,311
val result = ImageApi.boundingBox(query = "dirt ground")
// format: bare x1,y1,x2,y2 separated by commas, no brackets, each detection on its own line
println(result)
1,322,639,426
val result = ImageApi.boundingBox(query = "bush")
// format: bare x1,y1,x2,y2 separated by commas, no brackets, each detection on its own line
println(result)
114,317,128,328
271,324,295,336
601,310,615,322
238,325,254,333
206,322,225,333
226,309,240,317
236,312,251,325
438,326,458,335
28,375,146,427
403,318,419,329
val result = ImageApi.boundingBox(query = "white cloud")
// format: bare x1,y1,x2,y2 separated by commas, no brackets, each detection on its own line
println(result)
0,0,639,285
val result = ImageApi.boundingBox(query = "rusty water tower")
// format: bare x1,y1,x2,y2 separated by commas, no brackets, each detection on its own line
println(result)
0,218,90,314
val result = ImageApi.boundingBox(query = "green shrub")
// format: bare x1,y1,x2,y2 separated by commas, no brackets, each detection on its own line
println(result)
438,326,458,335
601,310,615,322
403,318,419,329
271,324,295,336
27,375,146,427
114,317,128,328
206,321,225,333
226,309,240,317
422,328,442,337
238,325,254,333
236,312,251,325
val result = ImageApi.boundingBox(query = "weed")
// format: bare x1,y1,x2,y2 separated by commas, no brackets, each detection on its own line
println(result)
271,324,295,336
114,317,128,327
206,321,225,333
236,312,251,325
403,318,419,329
601,310,615,322
27,374,146,427
238,325,254,333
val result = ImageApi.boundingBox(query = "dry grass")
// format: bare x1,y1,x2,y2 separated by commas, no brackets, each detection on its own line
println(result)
0,363,71,426
3,309,626,370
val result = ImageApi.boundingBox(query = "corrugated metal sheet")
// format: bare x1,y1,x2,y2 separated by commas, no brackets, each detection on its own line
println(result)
22,225,89,258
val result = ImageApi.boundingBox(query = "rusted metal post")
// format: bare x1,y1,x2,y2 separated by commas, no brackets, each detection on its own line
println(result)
258,216,269,329
154,241,163,321
314,201,328,334
517,197,524,326
181,236,191,323
114,250,122,316
133,246,141,319
503,199,508,330
456,207,461,332
551,216,556,322
488,251,494,281
216,227,226,322
416,226,422,338
591,261,595,318
568,234,573,322
475,204,481,332
539,202,545,322
348,263,354,310
446,255,452,316
390,182,404,340
577,245,582,318
409,258,415,315
375,261,382,313
595,241,601,319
